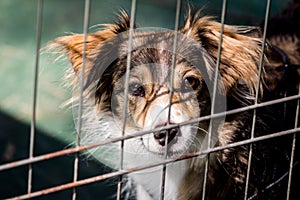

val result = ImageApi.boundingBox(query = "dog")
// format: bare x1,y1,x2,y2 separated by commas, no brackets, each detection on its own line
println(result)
50,2,300,199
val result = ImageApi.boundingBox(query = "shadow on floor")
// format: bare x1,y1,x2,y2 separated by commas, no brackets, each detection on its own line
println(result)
0,111,117,200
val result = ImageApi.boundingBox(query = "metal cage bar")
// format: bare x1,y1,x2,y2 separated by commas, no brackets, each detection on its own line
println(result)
202,0,227,199
72,0,91,199
244,0,271,199
160,0,182,199
1,94,299,171
117,0,137,199
6,126,299,200
27,0,43,195
1,1,299,200
286,85,300,200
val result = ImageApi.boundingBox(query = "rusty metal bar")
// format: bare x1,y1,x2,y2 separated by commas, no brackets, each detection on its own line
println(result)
286,85,300,200
6,127,300,200
202,0,227,199
244,0,271,199
27,0,43,194
71,0,91,199
0,94,299,173
160,1,182,199
0,146,89,172
116,0,137,199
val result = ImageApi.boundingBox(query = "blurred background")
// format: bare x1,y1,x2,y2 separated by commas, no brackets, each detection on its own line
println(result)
0,0,289,199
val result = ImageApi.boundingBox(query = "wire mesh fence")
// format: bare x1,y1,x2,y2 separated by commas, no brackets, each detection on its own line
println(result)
0,0,299,199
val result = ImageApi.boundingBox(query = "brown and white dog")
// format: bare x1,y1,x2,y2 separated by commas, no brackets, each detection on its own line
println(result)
50,2,300,200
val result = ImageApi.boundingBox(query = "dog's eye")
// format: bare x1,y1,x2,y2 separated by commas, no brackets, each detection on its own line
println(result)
182,76,200,91
129,83,145,97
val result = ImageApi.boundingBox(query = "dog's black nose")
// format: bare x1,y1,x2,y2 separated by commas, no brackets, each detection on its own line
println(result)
153,126,179,146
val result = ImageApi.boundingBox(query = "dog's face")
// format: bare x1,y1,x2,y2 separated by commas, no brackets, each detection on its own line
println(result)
90,31,215,157
51,10,263,165
109,50,210,156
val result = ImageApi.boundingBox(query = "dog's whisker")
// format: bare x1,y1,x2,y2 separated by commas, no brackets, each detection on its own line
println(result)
190,125,208,135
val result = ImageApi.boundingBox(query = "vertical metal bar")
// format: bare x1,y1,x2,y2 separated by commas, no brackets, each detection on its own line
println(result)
244,0,271,199
72,0,91,199
28,0,43,194
160,1,182,199
116,0,137,199
286,85,300,200
201,0,227,199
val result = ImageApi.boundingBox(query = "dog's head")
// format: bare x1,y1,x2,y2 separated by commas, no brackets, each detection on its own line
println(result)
51,10,262,163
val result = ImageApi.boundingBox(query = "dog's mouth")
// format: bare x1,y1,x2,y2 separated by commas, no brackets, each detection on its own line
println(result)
152,125,180,146
141,140,187,158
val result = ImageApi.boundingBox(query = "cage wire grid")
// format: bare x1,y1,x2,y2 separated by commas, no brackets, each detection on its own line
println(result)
0,0,299,199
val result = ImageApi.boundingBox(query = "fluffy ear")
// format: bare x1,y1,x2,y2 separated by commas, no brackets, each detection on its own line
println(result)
49,10,131,75
51,29,115,74
180,10,263,95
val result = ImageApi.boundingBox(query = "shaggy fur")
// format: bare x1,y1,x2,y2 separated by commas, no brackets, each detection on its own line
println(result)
50,2,299,200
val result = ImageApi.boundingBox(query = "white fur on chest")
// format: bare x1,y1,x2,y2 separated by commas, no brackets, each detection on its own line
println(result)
129,160,187,200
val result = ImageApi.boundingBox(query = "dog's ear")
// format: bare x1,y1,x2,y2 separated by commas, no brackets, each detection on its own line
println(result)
181,10,263,95
49,10,131,111
50,10,131,75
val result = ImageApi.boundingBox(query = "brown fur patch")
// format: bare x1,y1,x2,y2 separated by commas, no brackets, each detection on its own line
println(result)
180,11,263,95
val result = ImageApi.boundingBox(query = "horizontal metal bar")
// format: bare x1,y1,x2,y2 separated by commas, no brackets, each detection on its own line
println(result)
0,94,299,172
0,146,91,171
5,127,300,200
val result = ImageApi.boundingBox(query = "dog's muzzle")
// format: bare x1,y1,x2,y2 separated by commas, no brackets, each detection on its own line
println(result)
153,124,180,146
